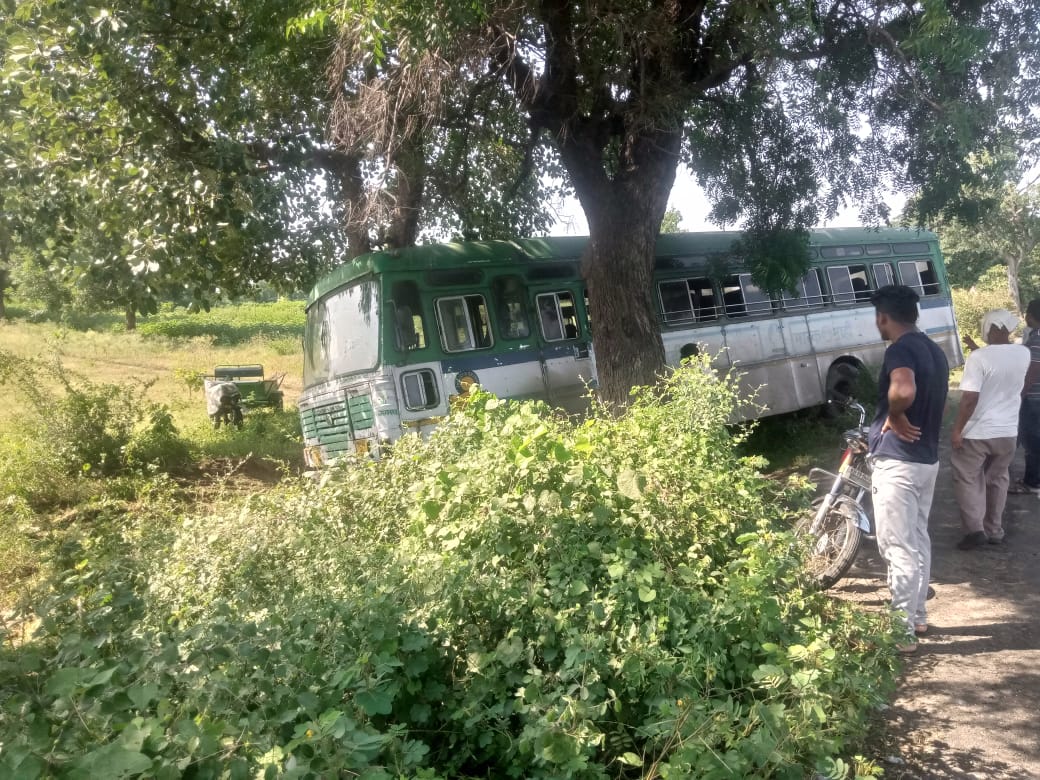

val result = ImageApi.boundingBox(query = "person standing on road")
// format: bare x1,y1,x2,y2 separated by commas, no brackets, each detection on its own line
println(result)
868,285,950,653
1010,298,1040,494
950,310,1031,549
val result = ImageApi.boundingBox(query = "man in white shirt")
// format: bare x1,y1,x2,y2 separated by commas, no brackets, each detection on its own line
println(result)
951,309,1032,549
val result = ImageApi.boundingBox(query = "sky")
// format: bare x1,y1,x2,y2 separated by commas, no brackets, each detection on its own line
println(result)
547,167,908,236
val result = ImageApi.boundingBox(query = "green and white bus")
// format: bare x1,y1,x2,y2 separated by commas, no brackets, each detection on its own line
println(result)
299,227,962,465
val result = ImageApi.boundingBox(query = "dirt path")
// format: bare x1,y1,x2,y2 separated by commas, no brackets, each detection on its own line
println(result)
828,393,1040,778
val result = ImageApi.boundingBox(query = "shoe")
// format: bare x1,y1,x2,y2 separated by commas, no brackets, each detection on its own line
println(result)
914,624,928,636
988,535,1005,545
896,642,919,655
1007,480,1040,495
956,531,988,550
926,586,936,600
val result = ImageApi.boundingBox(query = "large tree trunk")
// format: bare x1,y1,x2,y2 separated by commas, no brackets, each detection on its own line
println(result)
125,304,137,332
384,135,426,249
569,132,681,409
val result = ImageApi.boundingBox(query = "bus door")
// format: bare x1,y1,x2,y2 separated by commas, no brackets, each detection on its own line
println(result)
532,288,593,412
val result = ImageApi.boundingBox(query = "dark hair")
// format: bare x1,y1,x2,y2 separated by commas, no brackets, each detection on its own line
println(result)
1027,298,1040,321
869,284,920,324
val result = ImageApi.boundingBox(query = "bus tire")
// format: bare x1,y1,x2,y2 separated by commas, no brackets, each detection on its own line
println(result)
795,497,863,589
825,361,861,408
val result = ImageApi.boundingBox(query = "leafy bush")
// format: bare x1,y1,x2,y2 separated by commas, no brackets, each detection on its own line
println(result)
122,406,192,473
0,350,192,486
952,266,1018,345
0,364,898,779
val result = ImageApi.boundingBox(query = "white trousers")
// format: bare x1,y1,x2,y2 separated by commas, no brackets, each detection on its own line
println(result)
871,457,940,635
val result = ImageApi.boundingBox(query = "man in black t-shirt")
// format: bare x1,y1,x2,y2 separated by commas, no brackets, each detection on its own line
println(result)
868,285,950,653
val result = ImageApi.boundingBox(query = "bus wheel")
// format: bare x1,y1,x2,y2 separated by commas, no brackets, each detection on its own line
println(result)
825,362,861,409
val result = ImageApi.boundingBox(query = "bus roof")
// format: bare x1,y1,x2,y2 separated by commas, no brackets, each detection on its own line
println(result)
307,226,938,305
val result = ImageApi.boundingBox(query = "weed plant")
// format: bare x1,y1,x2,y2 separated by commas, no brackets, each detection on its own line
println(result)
1,362,897,779
0,350,191,504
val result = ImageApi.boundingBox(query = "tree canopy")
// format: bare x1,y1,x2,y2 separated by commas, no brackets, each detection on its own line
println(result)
1,0,347,324
6,0,1040,402
0,0,558,325
317,0,1040,404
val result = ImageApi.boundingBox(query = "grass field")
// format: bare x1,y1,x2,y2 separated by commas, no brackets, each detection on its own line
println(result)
0,299,305,432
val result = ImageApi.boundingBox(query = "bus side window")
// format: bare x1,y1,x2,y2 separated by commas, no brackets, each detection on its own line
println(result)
583,289,592,334
899,260,940,296
721,276,746,317
827,265,869,304
391,281,427,351
873,263,894,288
739,273,773,315
492,275,531,339
659,280,695,324
782,269,824,309
691,278,720,320
723,274,771,317
436,295,493,351
537,291,578,341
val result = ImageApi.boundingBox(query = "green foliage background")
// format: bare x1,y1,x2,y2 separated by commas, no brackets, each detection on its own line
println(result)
0,365,897,779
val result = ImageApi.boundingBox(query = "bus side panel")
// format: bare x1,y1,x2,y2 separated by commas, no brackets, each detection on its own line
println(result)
721,318,798,416
806,307,887,403
919,298,965,370
661,326,728,368
439,351,551,406
541,342,596,414
778,315,829,410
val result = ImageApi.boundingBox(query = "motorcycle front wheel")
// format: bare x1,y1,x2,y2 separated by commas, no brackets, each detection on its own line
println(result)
795,497,863,589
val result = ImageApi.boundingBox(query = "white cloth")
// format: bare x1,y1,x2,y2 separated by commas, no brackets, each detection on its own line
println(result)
981,309,1020,342
959,344,1031,439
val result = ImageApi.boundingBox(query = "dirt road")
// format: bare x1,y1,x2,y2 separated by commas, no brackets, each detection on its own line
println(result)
829,394,1040,778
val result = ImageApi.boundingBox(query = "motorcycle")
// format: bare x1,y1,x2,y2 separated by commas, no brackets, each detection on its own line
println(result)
796,400,874,588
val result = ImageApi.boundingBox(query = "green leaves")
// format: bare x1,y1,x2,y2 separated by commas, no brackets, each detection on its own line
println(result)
0,366,899,778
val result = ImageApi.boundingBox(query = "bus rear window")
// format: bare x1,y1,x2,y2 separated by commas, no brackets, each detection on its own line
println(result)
898,260,941,297
658,277,719,324
827,265,870,304
436,295,493,351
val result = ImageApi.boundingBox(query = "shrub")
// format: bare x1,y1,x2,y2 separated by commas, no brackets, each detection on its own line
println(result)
951,267,1018,345
122,406,192,473
0,350,191,480
0,363,898,779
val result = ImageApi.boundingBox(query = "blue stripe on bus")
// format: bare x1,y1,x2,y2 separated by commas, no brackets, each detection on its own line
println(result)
441,345,580,373
919,297,952,310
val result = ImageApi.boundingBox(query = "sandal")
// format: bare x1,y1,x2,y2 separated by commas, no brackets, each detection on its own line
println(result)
1007,481,1040,495
914,624,928,636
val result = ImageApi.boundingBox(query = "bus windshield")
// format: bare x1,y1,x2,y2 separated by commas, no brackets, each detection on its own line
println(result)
304,280,380,385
